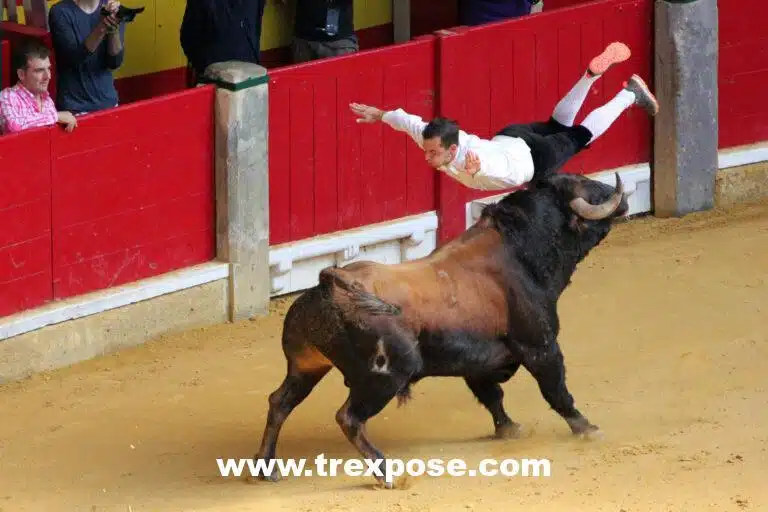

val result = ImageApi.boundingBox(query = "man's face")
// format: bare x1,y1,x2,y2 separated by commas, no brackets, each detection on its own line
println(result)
423,137,457,169
18,56,51,95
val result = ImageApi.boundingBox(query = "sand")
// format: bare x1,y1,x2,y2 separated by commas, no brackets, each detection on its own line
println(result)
1,201,766,512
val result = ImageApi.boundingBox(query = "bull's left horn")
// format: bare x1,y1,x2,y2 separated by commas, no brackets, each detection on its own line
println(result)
569,173,624,220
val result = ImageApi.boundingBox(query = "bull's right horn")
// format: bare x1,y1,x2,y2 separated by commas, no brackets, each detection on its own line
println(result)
569,173,624,220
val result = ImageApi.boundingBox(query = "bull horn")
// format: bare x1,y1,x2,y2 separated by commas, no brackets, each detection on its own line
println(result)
569,173,624,220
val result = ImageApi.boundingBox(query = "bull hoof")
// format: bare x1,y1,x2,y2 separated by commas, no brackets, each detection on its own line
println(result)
249,455,283,483
373,474,412,490
576,427,603,441
495,422,523,439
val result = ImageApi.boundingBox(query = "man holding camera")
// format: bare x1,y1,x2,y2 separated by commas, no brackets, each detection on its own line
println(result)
48,0,128,115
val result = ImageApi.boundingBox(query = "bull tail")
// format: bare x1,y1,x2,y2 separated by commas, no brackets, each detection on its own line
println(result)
318,267,401,321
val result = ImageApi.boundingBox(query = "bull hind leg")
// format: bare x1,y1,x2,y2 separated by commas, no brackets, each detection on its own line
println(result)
253,346,333,482
464,375,523,439
519,341,600,438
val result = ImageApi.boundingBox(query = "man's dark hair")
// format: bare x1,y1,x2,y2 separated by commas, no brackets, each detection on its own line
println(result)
422,117,460,148
12,38,50,72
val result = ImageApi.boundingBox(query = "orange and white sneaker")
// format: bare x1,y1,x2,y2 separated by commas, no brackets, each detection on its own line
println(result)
588,42,631,77
623,74,659,116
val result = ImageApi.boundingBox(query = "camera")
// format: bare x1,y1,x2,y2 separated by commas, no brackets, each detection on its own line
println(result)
100,5,145,23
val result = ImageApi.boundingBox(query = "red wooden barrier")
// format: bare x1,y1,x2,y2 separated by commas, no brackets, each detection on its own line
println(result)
719,0,768,149
268,36,438,245
49,86,216,298
1,40,9,89
0,128,54,317
436,0,653,242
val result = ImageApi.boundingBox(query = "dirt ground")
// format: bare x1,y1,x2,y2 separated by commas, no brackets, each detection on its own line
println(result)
1,201,767,512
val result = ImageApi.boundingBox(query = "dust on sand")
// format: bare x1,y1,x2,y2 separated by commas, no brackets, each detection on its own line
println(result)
1,201,766,512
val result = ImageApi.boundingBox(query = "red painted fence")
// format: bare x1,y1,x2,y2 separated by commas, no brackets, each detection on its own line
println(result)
0,128,53,317
437,0,654,240
0,86,216,317
718,0,768,149
267,0,654,244
268,36,438,245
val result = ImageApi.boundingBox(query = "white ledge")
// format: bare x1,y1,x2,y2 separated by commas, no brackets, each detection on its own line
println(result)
0,262,230,341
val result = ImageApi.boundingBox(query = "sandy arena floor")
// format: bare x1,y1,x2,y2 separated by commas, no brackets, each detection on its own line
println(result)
1,201,767,512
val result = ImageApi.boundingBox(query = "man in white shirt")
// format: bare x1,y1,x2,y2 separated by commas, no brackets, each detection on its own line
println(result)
350,42,658,191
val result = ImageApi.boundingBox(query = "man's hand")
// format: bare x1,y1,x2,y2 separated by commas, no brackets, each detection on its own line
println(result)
464,150,481,176
57,111,77,132
102,0,121,33
104,0,120,13
350,103,384,123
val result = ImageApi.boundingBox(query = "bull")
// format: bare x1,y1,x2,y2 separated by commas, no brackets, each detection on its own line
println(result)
253,171,630,487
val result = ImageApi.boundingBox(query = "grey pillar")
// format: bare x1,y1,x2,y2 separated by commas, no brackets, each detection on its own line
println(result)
652,0,719,217
202,61,270,322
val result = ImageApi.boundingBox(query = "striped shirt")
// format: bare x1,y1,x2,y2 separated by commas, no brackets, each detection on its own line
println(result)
0,84,58,135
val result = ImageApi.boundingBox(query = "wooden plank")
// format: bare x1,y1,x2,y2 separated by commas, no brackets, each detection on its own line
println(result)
268,76,291,245
288,81,316,240
381,66,409,221
312,76,339,235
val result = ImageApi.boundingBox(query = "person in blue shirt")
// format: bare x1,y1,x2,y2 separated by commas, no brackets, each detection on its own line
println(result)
459,0,543,26
48,0,126,115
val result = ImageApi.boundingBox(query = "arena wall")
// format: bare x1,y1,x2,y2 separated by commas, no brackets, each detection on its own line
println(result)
1,0,767,383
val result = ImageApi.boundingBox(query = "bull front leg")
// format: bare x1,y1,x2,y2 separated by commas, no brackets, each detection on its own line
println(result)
335,372,412,489
517,340,601,439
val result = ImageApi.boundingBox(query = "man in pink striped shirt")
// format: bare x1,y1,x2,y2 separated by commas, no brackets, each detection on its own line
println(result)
0,38,78,135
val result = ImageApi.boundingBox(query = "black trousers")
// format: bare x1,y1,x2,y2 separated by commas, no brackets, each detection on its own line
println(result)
496,118,593,181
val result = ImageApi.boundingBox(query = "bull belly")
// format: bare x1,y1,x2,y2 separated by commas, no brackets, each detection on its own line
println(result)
416,329,517,379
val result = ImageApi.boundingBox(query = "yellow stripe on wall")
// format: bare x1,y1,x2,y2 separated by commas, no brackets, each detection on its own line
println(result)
4,0,393,79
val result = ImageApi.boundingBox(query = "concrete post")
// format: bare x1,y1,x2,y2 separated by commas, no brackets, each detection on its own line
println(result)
202,61,270,322
652,0,719,217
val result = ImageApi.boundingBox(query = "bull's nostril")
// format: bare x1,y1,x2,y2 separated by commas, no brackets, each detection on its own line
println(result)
375,355,386,367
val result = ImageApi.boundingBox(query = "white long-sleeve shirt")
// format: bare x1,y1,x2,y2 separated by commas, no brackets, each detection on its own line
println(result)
381,108,535,191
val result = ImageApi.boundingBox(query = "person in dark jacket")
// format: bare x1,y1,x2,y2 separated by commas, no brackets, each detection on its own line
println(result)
289,0,358,63
180,0,267,83
459,0,542,26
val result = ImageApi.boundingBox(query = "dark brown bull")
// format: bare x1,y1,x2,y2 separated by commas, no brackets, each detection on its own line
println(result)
253,172,630,487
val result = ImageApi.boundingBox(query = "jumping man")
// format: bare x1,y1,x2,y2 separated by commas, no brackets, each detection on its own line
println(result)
350,42,658,191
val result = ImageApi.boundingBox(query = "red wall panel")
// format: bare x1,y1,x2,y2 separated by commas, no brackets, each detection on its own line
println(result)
268,36,438,245
49,86,216,299
436,0,653,242
0,128,53,317
718,0,768,149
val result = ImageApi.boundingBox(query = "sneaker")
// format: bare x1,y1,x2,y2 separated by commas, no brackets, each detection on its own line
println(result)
588,42,631,76
623,74,659,116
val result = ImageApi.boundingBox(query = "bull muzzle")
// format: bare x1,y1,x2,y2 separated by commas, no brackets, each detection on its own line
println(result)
569,173,627,221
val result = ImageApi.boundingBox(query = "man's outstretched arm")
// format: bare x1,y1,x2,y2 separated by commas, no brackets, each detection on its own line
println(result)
349,103,427,148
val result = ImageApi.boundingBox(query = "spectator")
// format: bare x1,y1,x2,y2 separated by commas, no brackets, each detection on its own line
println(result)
180,0,267,84
48,0,126,115
458,0,543,27
289,0,358,63
0,38,77,135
